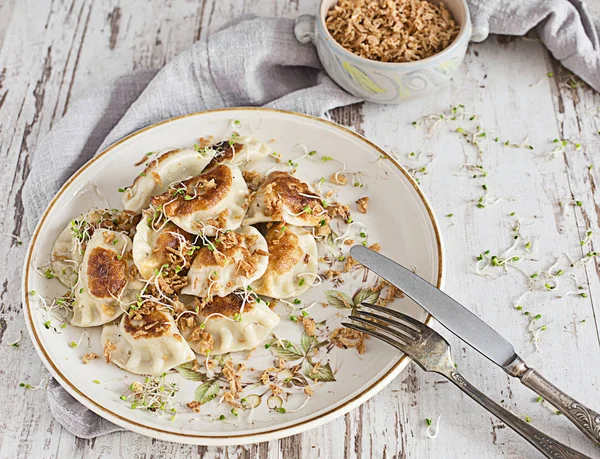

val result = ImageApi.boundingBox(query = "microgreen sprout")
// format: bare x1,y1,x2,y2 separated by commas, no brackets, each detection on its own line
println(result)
546,139,582,159
295,273,322,288
333,221,366,246
120,374,179,418
476,193,512,209
580,230,593,246
18,378,48,391
0,232,24,246
6,330,23,348
30,290,73,332
425,414,442,439
68,331,89,349
528,315,547,352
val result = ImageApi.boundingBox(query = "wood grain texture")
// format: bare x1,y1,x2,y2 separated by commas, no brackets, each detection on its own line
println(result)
1,1,599,458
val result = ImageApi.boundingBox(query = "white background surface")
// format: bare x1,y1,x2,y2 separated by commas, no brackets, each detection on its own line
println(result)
0,1,599,458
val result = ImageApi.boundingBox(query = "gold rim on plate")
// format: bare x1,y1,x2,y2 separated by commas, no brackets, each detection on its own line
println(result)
22,107,444,443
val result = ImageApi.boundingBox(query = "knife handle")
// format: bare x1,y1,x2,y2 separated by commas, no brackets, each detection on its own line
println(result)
518,368,600,447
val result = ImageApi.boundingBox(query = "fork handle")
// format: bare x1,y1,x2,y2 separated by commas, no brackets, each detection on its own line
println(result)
445,369,591,459
518,367,600,447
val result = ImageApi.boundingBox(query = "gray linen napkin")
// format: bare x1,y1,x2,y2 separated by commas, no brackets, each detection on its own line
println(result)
22,3,600,438
469,0,600,91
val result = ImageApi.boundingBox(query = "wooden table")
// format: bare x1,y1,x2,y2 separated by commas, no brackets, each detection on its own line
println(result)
1,1,599,458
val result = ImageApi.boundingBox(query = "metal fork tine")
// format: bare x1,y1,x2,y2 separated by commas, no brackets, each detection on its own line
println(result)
353,309,420,340
342,322,407,353
360,302,426,331
348,315,417,345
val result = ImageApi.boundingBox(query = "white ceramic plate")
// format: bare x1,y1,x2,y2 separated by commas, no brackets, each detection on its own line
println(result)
22,108,443,445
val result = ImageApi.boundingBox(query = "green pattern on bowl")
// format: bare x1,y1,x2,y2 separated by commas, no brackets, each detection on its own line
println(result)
295,0,472,104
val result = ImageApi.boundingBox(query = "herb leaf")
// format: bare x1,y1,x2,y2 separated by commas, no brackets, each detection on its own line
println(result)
175,362,208,382
302,360,336,382
352,287,380,306
324,290,353,308
194,379,221,404
268,340,304,361
301,332,314,354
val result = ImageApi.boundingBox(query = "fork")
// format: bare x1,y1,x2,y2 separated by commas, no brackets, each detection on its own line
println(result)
343,303,592,459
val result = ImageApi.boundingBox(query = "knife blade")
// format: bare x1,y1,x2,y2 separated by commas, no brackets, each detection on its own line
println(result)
349,245,518,369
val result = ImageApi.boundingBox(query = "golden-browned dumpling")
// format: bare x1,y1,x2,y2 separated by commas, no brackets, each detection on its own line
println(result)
178,294,280,355
122,148,215,213
71,229,142,327
244,171,326,226
181,226,269,298
51,209,139,288
101,302,195,376
150,164,249,237
204,136,271,168
251,223,318,299
132,210,194,279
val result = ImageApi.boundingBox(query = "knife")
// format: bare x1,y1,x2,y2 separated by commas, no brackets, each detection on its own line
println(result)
350,245,600,447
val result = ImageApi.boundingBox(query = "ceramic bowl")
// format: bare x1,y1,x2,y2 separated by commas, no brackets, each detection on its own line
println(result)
295,0,473,103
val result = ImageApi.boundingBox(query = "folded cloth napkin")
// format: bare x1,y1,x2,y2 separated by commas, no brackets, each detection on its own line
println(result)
469,0,600,91
22,2,600,438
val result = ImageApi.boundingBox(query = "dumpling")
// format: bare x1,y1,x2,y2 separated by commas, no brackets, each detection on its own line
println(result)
132,210,194,280
244,171,327,226
181,226,269,298
51,223,85,288
122,148,215,213
178,294,280,355
204,136,270,168
101,302,195,376
251,223,318,299
51,209,139,288
150,163,249,237
71,229,142,327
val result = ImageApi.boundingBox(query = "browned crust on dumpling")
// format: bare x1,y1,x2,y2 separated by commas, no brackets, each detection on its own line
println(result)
202,294,255,319
101,303,117,317
190,230,266,281
242,170,262,191
152,164,233,217
260,171,324,225
205,141,243,169
153,222,193,265
124,303,172,338
264,223,303,275
87,247,129,298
